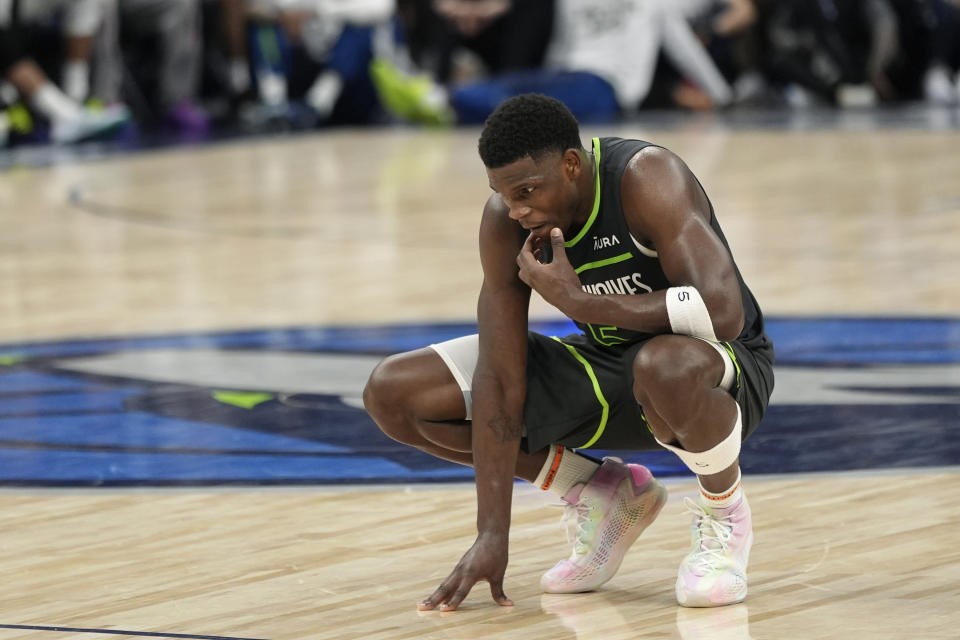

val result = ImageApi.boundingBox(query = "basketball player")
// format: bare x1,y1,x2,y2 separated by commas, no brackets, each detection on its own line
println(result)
363,94,774,610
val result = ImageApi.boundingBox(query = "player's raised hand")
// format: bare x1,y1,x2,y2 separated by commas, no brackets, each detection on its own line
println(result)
547,225,569,264
516,228,584,316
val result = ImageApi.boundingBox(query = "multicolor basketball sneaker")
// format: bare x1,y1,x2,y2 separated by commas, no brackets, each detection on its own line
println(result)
676,495,753,607
541,458,668,593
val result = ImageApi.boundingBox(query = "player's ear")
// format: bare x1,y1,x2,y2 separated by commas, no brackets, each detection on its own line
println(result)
562,148,582,179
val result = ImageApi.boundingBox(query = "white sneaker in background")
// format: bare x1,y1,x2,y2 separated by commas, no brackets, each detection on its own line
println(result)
50,104,130,144
836,84,877,108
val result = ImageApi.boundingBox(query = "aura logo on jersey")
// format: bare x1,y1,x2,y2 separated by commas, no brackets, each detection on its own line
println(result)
592,235,621,250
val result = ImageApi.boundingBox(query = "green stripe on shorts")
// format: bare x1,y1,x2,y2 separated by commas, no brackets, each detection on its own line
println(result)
551,337,609,448
720,341,742,393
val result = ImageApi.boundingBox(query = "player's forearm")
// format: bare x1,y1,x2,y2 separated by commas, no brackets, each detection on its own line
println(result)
567,288,672,335
568,287,743,342
470,370,524,538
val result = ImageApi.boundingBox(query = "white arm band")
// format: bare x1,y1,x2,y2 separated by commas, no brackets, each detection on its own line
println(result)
665,286,718,342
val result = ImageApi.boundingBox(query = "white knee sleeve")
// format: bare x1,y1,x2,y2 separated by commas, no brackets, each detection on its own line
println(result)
666,286,717,342
656,404,742,475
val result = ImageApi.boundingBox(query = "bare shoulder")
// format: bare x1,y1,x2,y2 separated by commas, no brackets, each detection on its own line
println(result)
480,193,518,244
482,192,525,235
621,145,711,239
479,193,525,281
623,145,701,205
626,144,688,174
482,192,509,220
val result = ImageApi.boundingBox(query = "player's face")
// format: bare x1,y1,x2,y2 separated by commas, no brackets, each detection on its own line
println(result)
486,151,580,241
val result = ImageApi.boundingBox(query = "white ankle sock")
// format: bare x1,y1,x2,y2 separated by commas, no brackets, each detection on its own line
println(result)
699,467,743,510
62,60,90,103
31,83,83,123
0,112,9,148
256,69,287,106
306,71,342,118
534,445,600,498
229,58,251,94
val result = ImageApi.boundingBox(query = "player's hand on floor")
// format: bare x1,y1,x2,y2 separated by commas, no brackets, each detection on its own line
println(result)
417,534,513,611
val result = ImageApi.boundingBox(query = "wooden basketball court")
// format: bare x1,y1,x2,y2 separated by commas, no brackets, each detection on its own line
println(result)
0,116,958,639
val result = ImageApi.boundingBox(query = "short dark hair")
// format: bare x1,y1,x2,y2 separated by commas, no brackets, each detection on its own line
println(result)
478,94,583,168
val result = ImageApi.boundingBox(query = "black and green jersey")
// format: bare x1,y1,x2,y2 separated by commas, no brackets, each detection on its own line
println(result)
562,136,772,355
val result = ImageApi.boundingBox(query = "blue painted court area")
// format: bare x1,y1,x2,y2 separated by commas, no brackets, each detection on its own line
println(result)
0,316,957,486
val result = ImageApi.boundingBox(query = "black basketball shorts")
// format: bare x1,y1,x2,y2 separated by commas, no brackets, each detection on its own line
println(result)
429,331,774,454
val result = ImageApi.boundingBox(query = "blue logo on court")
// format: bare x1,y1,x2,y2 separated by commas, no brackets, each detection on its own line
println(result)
1,317,958,486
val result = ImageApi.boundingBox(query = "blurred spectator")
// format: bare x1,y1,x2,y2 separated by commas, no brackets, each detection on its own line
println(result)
1,0,120,104
0,0,130,146
542,0,735,111
115,0,209,133
678,0,765,107
278,0,394,123
373,0,735,125
760,0,900,107
227,1,392,129
400,0,554,84
217,0,253,99
5,0,960,151
59,0,115,103
877,0,934,102
922,0,960,104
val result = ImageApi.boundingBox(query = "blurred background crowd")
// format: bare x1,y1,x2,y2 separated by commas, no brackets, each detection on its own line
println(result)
2,0,960,149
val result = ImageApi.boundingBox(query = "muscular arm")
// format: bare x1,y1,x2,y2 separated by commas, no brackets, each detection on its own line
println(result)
473,194,530,538
566,147,744,341
417,194,529,612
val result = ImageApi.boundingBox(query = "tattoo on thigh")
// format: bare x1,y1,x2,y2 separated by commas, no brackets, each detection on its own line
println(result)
489,413,522,443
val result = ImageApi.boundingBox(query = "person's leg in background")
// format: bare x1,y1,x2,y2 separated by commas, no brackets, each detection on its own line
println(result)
0,23,22,147
120,0,209,133
449,69,619,124
308,24,379,124
218,0,251,98
60,0,105,103
924,0,960,104
6,56,130,143
654,0,734,107
82,0,126,106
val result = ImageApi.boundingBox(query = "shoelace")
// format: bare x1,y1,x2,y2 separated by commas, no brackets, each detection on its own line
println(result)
559,500,594,556
552,458,625,559
683,497,735,573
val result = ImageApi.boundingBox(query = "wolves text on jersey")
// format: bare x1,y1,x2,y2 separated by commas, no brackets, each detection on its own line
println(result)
581,272,653,296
